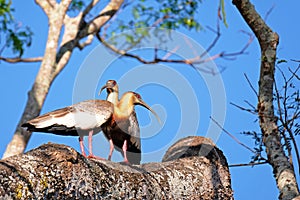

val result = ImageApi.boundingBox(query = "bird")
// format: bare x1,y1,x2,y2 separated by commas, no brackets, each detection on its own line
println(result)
22,99,113,159
21,91,160,162
99,80,142,164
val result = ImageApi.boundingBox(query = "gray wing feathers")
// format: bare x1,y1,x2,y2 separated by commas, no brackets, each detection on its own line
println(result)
128,110,141,150
26,100,114,130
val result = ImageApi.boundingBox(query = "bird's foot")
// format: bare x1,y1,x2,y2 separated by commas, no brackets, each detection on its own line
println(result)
87,154,105,160
120,159,130,165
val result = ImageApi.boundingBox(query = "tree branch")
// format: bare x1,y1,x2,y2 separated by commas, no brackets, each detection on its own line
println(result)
209,116,260,155
0,137,233,199
0,56,43,63
96,22,253,73
229,161,268,168
78,0,124,38
35,0,55,16
233,0,299,199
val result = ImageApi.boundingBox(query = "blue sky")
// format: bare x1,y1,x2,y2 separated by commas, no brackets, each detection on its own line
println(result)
1,0,299,199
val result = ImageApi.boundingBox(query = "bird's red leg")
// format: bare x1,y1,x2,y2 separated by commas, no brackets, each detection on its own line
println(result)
122,140,129,164
108,139,114,161
87,130,105,160
88,130,93,156
78,136,86,157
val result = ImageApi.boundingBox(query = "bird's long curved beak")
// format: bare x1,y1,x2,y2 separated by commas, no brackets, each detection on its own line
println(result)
98,85,108,96
137,99,161,124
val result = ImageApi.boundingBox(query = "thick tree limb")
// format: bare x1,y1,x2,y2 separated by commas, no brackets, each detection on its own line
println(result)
0,136,233,199
232,0,300,199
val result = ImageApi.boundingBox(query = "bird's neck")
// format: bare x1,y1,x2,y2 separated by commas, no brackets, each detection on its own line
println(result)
107,91,119,104
114,96,134,119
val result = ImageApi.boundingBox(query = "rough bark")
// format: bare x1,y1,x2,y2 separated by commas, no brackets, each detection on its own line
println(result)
0,136,233,199
3,0,124,159
232,0,300,199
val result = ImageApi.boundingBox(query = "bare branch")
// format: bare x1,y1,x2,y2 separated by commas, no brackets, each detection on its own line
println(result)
83,0,100,17
264,4,276,22
96,29,253,71
244,100,256,111
0,56,43,63
275,66,300,174
209,116,257,154
230,102,257,115
79,0,124,38
77,34,94,50
244,73,258,97
288,65,300,81
229,161,268,168
202,21,221,58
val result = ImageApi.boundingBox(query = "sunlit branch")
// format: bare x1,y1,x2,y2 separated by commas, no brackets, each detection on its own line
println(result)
0,56,43,63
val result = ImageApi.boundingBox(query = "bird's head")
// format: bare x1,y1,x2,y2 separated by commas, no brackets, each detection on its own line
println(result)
121,92,161,124
98,80,118,96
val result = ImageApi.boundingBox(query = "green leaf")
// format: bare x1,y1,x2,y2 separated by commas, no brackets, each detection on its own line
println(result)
132,7,140,19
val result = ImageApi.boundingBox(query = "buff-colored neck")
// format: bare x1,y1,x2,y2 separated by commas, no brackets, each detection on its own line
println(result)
114,93,134,119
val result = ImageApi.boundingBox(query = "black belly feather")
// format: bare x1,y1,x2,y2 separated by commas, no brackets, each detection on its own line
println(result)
101,118,141,164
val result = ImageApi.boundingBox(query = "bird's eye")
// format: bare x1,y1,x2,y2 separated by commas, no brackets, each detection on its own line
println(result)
112,80,116,85
134,93,141,99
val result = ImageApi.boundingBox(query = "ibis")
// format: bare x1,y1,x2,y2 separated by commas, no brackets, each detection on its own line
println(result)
100,80,142,164
22,91,160,161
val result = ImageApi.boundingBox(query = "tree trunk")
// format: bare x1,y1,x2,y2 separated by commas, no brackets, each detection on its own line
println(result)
2,0,124,159
0,136,233,199
2,0,72,159
232,0,300,199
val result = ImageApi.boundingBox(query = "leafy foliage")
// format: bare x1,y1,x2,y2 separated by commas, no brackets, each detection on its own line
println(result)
101,0,228,53
103,0,205,47
0,0,32,57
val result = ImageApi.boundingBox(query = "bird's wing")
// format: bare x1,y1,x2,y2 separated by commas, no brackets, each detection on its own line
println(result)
128,110,141,150
23,100,114,131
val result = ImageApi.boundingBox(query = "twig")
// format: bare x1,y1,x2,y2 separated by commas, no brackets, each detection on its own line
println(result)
229,161,268,167
244,100,256,111
230,102,257,115
210,116,257,154
275,65,300,174
288,65,300,81
264,4,276,22
244,73,258,97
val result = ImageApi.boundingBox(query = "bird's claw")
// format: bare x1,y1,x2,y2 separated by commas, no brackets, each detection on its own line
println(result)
87,154,105,160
